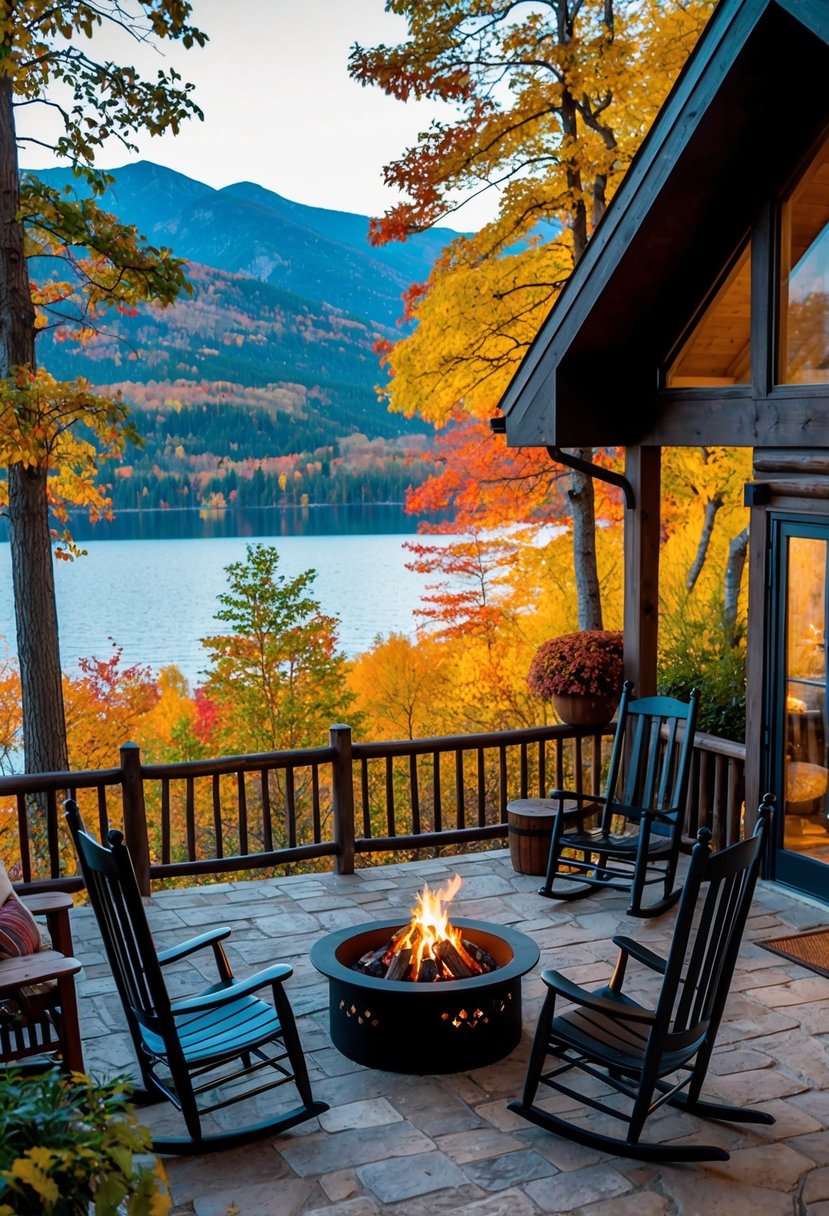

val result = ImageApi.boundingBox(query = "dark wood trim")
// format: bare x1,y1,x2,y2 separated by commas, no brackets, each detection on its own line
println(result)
777,0,829,42
624,447,661,696
751,202,775,397
744,504,770,833
639,396,829,447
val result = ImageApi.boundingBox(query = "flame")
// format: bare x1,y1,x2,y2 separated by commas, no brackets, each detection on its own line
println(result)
397,873,464,975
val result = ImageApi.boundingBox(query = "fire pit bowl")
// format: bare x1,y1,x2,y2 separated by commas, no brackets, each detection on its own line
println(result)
310,918,540,1074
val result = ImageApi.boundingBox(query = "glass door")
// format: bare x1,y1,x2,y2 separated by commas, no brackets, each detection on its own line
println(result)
769,519,829,898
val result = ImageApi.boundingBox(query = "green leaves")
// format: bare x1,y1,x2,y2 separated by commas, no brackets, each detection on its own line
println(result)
201,545,357,753
0,1070,169,1216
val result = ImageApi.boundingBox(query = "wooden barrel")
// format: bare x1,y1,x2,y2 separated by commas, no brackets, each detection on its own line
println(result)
507,798,558,876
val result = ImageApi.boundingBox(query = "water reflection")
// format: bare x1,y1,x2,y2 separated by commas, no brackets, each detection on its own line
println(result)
0,503,445,544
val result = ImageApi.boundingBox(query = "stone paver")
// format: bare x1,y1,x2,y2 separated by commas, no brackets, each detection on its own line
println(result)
357,1150,467,1203
63,848,829,1214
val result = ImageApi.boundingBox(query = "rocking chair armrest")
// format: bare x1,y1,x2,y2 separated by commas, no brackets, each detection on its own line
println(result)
170,963,294,1014
158,927,233,966
547,790,607,806
541,968,657,1024
609,804,676,828
634,805,680,823
612,935,668,974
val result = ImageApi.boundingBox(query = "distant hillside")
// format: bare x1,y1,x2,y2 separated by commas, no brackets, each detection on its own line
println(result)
29,162,461,510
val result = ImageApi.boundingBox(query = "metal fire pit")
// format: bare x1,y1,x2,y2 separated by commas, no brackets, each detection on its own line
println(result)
310,918,539,1074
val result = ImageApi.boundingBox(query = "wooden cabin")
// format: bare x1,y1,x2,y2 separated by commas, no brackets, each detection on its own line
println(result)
497,0,829,902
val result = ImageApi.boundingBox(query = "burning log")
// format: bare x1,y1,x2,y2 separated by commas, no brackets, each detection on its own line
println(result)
385,947,412,981
462,941,497,973
348,875,500,983
434,939,473,979
417,958,439,983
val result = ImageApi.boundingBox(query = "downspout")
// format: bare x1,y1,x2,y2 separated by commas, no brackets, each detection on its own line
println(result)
488,418,636,509
545,446,635,510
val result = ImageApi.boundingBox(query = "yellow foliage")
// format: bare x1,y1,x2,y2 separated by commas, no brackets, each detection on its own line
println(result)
348,633,451,740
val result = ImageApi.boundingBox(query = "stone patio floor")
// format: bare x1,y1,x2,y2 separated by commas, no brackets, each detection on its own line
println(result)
67,847,829,1216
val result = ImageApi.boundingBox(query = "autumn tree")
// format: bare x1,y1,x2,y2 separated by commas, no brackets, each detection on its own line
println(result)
63,645,159,771
348,632,450,740
200,545,355,754
350,0,714,627
0,1,206,774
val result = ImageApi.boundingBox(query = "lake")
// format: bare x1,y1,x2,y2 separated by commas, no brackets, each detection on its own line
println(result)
0,506,452,688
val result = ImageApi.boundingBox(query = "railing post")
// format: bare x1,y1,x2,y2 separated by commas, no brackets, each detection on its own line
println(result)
120,741,151,896
330,725,355,875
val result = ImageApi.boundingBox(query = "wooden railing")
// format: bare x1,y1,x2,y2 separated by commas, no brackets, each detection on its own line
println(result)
682,729,747,849
0,723,747,896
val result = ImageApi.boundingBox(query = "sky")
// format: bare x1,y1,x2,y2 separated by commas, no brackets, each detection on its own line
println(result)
19,0,496,231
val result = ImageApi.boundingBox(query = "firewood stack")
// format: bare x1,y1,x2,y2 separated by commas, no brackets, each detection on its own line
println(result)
352,928,497,983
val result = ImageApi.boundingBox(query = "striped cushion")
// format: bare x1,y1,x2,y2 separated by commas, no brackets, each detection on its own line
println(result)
0,897,41,959
0,862,13,905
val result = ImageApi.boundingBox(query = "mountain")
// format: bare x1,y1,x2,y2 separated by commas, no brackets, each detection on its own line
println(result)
33,161,463,327
29,162,465,510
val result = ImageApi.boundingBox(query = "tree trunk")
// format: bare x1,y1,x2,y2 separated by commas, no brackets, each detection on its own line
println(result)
723,526,749,648
0,77,68,773
566,449,603,630
686,493,723,594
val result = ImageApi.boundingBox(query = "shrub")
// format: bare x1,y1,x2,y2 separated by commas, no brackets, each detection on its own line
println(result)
0,1070,169,1216
528,631,624,699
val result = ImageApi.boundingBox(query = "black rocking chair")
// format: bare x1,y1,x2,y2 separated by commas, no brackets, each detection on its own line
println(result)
64,799,327,1154
540,682,700,917
509,795,775,1162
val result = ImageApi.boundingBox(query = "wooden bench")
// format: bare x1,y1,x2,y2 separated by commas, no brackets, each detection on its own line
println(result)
0,891,84,1073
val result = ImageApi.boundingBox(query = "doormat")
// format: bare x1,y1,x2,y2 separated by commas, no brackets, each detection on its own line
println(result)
759,926,829,979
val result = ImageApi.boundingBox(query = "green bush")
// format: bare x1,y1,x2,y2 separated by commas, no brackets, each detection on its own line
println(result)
0,1070,169,1216
658,634,746,742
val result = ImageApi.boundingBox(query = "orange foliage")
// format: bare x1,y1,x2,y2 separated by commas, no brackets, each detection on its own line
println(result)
63,645,160,770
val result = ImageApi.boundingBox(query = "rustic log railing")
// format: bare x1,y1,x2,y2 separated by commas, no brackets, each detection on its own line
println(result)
0,723,747,897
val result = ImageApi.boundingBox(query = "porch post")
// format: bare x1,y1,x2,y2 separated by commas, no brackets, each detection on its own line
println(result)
743,500,768,835
330,724,355,875
624,446,661,696
120,741,151,897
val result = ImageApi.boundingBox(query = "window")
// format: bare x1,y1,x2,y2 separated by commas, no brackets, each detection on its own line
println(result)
779,133,829,385
666,242,751,388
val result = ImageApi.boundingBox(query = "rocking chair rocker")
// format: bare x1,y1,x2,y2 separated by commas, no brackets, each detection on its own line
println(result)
64,799,327,1154
509,795,775,1162
540,682,701,917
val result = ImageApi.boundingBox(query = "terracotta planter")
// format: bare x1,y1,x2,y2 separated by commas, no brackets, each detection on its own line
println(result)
552,692,618,727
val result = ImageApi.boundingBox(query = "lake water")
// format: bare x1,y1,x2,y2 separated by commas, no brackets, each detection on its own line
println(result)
0,506,452,688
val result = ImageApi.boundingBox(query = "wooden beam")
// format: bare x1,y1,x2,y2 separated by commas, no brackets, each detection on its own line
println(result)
624,447,661,696
744,500,769,839
640,393,829,447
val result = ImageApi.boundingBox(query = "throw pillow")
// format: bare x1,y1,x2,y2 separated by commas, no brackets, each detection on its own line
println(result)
0,897,42,959
0,861,13,905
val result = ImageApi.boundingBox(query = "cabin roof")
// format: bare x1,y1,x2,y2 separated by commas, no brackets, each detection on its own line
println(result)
499,0,829,449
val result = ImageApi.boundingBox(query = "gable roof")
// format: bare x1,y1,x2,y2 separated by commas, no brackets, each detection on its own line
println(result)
499,0,829,448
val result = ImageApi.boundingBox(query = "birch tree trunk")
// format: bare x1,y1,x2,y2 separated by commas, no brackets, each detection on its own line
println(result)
566,448,603,631
0,77,68,773
723,526,749,648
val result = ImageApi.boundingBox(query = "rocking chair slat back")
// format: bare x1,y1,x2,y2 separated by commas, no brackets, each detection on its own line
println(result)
513,797,775,1163
670,828,763,1037
72,819,169,1030
540,682,701,917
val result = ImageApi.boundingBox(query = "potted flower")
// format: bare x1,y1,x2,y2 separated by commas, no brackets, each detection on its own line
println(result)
528,630,624,726
0,1069,169,1215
